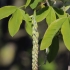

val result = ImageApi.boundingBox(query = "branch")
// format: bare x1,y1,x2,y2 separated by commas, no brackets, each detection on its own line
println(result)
46,0,50,6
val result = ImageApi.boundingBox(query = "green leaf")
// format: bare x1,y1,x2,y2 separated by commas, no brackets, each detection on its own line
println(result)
25,20,32,36
46,7,56,26
53,7,67,18
61,18,70,50
0,6,17,20
36,7,51,22
20,9,32,36
40,17,67,50
8,8,23,37
68,15,70,22
40,62,56,70
47,36,59,63
30,0,40,9
64,5,70,11
25,0,31,8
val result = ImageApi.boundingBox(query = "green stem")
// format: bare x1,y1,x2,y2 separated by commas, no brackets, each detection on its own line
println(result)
46,0,50,6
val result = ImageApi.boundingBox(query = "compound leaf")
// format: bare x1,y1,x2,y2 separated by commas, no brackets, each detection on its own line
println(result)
61,18,70,50
40,17,67,50
36,7,51,22
8,8,23,37
25,0,31,8
20,9,32,36
46,6,56,26
30,0,40,9
0,6,17,20
47,36,59,62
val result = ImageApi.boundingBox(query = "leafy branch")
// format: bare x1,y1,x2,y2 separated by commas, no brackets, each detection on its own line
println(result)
0,0,70,70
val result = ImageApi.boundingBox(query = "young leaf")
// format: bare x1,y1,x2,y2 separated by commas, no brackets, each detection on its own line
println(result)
46,7,56,26
0,6,17,20
36,7,51,22
40,17,67,50
61,18,70,50
30,0,40,9
20,9,32,36
25,0,31,8
47,36,59,63
8,9,23,37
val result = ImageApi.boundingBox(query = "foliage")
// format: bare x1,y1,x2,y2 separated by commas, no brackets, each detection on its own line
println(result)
0,0,70,65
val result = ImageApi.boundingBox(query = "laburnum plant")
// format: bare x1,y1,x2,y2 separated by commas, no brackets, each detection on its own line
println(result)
0,0,70,70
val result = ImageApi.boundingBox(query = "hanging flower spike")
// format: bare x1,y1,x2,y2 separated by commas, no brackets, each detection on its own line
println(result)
32,12,39,70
